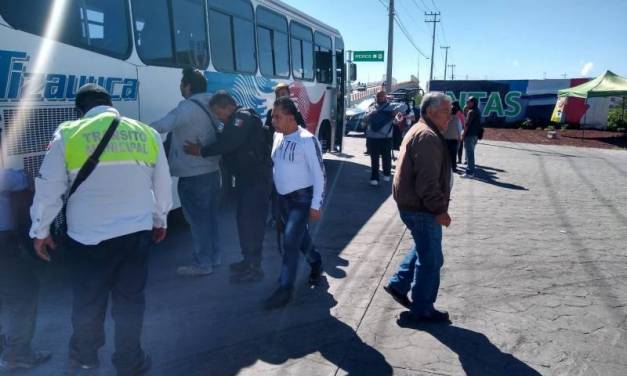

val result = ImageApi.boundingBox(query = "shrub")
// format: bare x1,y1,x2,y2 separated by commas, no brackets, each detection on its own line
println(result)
608,108,626,131
521,118,534,129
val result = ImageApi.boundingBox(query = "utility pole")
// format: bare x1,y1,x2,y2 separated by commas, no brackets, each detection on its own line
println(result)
440,46,450,81
417,55,420,87
448,64,456,80
425,11,440,90
561,73,567,79
385,0,394,93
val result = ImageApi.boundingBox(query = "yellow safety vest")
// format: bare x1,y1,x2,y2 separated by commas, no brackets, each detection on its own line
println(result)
59,112,159,172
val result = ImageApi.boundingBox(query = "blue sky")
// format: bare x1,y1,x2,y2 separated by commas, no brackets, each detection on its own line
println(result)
283,0,627,84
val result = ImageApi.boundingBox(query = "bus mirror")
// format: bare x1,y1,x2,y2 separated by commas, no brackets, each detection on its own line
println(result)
349,63,357,81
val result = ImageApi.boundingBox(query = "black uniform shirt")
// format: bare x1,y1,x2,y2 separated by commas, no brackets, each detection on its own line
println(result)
201,107,271,183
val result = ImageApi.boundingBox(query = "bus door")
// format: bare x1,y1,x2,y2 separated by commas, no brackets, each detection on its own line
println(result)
334,38,346,152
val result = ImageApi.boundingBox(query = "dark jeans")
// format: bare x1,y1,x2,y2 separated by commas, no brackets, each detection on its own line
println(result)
464,135,478,174
388,211,444,314
0,231,39,361
236,177,272,266
445,140,459,171
366,138,392,181
67,231,151,373
277,187,322,289
457,140,463,162
178,171,222,268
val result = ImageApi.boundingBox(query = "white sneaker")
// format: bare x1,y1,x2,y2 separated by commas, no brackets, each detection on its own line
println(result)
177,265,213,276
369,180,379,186
382,175,391,182
460,173,474,179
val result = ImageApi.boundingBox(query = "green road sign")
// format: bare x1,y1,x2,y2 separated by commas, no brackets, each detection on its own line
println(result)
353,50,384,62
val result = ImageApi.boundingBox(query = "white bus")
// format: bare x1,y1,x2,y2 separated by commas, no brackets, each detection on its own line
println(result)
0,0,348,180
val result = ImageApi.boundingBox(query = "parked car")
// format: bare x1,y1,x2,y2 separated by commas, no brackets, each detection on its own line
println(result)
344,98,375,134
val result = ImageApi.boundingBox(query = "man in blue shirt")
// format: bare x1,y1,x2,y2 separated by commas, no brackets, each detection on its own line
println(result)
0,168,50,371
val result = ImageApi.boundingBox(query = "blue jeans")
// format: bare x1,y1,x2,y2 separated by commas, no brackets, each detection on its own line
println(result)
464,135,478,174
277,187,322,289
389,211,443,314
177,171,222,268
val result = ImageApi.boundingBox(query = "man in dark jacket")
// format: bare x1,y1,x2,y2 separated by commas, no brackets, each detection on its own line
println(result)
184,91,273,283
365,91,406,186
383,92,453,324
461,96,482,178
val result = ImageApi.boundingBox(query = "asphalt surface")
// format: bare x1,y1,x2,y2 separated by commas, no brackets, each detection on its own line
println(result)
10,134,627,375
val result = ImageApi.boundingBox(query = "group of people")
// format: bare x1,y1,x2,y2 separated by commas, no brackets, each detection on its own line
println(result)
365,90,482,182
0,69,326,374
442,96,483,177
1,69,482,373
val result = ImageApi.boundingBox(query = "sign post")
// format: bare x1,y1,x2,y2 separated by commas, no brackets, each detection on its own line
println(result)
353,51,385,62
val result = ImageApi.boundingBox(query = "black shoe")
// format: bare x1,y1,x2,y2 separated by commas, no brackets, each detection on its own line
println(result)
399,309,451,325
308,263,322,286
0,351,52,371
126,354,151,376
383,285,411,309
263,288,293,310
230,265,264,283
69,356,99,370
229,259,250,274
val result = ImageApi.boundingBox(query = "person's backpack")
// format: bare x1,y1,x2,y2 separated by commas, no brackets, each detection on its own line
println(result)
239,108,273,165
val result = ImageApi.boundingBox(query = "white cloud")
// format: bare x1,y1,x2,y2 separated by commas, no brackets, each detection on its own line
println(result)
580,62,594,76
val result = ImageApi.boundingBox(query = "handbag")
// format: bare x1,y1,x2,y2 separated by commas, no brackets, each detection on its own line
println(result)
52,115,122,248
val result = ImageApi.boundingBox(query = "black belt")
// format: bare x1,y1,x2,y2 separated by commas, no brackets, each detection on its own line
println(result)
279,186,313,200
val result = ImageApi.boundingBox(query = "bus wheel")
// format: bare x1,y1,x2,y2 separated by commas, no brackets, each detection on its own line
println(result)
318,120,332,153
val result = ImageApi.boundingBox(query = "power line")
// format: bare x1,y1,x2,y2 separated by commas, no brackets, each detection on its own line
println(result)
438,22,449,45
419,0,431,11
410,0,426,12
394,15,429,57
430,0,440,11
397,0,430,35
377,0,388,10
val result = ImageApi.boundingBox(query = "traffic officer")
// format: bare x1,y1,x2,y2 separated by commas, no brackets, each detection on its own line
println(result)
184,90,272,284
0,168,50,371
29,84,172,375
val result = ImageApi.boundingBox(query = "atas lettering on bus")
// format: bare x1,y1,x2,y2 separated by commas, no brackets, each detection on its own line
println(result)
0,50,138,102
446,91,523,118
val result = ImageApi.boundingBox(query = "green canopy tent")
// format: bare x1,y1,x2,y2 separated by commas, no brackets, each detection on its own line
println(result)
557,70,627,126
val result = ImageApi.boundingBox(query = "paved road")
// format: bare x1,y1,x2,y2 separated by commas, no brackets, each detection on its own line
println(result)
18,136,627,375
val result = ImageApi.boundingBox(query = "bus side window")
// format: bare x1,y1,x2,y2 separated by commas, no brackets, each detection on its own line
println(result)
207,0,256,74
1,0,131,60
290,21,314,81
131,0,209,69
171,0,209,69
256,6,289,79
132,0,174,66
315,32,332,84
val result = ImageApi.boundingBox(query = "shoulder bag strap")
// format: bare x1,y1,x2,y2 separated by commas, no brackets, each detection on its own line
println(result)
67,115,121,197
189,98,219,133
